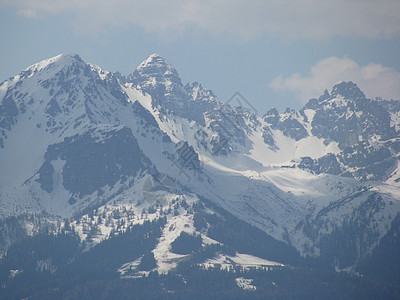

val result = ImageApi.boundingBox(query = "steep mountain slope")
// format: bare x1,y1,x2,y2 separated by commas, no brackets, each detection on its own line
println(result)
0,54,169,218
0,53,399,295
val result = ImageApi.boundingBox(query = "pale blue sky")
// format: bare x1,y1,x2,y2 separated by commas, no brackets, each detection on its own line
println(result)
1,0,400,113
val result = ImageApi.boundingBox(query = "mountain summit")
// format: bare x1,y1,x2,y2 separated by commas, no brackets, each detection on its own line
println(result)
129,54,185,99
132,53,181,81
127,54,219,124
330,81,366,100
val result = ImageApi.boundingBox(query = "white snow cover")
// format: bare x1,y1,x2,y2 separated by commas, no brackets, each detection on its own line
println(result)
245,127,340,166
137,53,168,70
152,214,196,274
235,277,257,291
390,111,400,131
203,253,283,270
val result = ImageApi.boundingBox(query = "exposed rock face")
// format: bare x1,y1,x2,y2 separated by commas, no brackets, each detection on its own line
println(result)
37,126,152,197
305,81,395,149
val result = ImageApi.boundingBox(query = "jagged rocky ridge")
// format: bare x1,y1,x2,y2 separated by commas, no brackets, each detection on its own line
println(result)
0,53,400,285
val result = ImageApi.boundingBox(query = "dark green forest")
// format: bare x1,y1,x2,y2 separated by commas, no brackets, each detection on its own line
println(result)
0,205,399,299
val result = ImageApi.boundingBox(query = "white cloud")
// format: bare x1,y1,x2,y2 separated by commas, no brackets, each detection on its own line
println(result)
269,56,400,102
16,8,38,19
2,0,400,39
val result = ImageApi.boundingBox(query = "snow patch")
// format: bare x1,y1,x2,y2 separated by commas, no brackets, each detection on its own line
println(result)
203,253,283,270
152,214,195,274
8,269,23,279
235,277,256,291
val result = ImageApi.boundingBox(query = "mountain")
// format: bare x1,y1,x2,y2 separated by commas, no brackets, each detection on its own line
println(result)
0,53,399,298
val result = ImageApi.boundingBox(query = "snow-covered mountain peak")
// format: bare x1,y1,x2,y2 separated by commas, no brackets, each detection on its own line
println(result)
126,54,215,123
127,53,185,99
0,54,85,97
132,53,181,83
25,53,83,76
139,53,169,68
